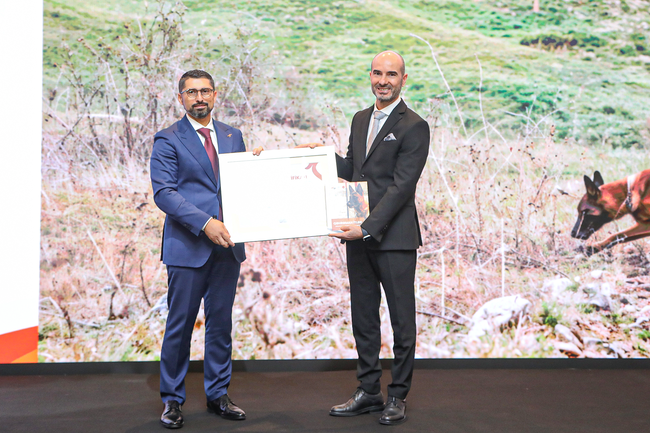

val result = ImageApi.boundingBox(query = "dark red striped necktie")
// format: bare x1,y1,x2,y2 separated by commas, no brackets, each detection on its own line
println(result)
197,127,223,221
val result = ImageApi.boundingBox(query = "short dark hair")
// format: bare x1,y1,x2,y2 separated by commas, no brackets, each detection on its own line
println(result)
178,70,215,93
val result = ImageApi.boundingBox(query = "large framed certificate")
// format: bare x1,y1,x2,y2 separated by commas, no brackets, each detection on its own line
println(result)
220,146,367,243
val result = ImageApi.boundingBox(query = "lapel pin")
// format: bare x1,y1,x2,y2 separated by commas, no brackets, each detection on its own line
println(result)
227,133,232,138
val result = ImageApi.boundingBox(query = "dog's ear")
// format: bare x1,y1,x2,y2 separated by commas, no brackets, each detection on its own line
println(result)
584,175,601,198
348,185,354,194
356,183,364,195
593,171,605,187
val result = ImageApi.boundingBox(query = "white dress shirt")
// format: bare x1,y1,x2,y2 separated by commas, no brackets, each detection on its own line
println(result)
366,97,402,146
186,115,220,155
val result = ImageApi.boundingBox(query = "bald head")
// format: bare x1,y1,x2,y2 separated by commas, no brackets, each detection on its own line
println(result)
371,51,405,75
369,51,408,109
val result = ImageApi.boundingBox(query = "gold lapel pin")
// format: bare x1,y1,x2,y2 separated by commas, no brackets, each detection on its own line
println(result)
227,133,232,138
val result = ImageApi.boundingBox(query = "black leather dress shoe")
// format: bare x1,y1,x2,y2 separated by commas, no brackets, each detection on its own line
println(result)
207,394,246,420
330,388,385,417
160,400,184,429
379,396,407,425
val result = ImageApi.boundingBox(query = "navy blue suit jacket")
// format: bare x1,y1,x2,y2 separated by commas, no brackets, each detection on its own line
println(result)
150,115,246,267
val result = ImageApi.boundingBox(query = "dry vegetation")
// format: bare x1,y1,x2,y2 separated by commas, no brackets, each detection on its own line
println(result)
40,115,650,361
40,1,650,361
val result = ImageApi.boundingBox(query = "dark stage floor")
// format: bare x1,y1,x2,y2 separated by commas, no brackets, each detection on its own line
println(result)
2,368,649,432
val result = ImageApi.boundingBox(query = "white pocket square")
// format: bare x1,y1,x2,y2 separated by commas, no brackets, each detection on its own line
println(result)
383,133,397,141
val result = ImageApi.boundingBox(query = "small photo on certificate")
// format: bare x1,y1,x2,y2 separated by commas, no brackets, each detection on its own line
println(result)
327,181,369,231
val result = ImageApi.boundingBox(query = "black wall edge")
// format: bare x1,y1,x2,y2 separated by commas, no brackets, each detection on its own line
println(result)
1,358,649,376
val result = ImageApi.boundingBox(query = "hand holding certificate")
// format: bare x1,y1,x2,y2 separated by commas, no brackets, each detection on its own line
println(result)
219,146,369,243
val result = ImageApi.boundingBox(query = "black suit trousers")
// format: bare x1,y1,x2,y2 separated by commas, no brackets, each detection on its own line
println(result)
346,240,417,400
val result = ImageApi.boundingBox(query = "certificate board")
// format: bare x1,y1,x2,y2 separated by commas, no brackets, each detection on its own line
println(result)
220,147,341,243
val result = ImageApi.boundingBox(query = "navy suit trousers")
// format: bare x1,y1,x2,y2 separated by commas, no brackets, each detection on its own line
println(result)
160,245,240,404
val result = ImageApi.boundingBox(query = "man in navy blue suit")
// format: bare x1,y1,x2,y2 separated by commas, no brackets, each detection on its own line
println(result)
150,69,259,429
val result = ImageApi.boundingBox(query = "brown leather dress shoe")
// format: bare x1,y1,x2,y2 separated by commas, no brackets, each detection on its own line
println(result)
160,400,184,429
330,388,385,417
207,394,246,420
379,396,407,425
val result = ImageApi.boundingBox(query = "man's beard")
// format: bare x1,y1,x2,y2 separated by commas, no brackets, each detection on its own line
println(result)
188,103,212,119
372,83,401,102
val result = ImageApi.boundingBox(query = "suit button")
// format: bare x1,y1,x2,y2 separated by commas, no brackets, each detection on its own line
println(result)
360,174,365,178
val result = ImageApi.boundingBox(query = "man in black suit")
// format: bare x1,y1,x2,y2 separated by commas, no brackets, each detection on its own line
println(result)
328,51,430,425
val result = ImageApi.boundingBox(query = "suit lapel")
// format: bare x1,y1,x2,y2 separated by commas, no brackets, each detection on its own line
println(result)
214,121,233,155
175,116,218,187
364,100,406,163
355,107,373,165
214,121,237,194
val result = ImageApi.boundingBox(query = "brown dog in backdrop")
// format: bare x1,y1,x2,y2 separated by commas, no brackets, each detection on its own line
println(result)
571,170,650,255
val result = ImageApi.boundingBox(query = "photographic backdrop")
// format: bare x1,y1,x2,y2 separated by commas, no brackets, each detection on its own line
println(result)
38,0,650,362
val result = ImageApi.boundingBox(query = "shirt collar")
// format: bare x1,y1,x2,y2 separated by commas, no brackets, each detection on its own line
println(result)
373,97,402,118
186,114,214,132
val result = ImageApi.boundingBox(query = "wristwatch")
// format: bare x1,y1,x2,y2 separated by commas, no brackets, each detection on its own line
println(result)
362,228,372,241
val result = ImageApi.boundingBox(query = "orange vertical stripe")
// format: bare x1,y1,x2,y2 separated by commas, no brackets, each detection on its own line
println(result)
0,326,38,364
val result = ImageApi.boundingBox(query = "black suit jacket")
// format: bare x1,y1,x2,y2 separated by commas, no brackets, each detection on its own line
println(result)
336,99,430,250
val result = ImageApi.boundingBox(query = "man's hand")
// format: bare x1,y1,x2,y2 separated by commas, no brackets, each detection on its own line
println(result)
295,142,323,149
329,225,363,241
204,218,235,248
252,146,263,156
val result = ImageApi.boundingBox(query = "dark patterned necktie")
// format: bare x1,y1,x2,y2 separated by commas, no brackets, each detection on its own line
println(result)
197,128,223,221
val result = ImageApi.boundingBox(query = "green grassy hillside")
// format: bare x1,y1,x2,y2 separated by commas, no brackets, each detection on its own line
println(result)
44,0,650,146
